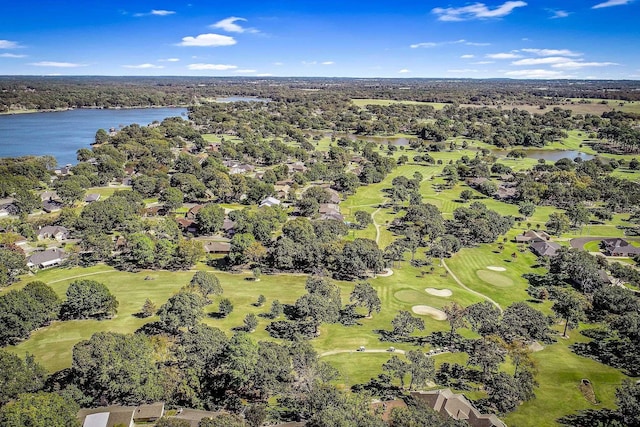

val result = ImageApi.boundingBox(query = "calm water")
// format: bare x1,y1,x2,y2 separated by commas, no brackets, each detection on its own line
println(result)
215,96,270,103
491,149,595,162
0,107,187,166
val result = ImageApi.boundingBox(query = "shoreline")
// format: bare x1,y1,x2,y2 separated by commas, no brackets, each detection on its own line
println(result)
0,104,190,116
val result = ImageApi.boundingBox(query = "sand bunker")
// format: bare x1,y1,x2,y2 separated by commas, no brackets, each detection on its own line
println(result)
425,288,453,297
528,341,544,352
376,268,394,277
412,305,447,320
486,266,507,272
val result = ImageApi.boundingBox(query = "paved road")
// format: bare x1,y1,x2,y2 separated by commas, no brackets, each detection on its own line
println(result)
569,236,610,249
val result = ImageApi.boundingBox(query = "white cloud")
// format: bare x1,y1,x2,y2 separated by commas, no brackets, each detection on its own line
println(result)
187,63,238,70
302,61,317,65
548,9,570,18
461,54,475,59
592,0,633,9
432,1,527,21
122,63,164,69
0,53,26,58
211,17,258,33
521,48,582,57
410,42,438,48
398,69,410,74
472,61,495,64
486,52,522,59
134,9,175,17
151,9,175,15
411,39,489,48
322,61,334,65
29,61,87,68
178,34,236,47
512,56,573,65
256,73,272,77
465,41,491,46
235,69,257,73
552,61,618,69
273,62,284,66
0,40,21,49
159,58,180,62
505,69,567,78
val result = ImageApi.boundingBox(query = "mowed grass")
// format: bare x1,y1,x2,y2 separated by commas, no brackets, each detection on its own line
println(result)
6,266,309,372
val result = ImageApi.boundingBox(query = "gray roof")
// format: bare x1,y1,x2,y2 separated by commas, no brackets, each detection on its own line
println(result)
28,248,66,266
530,240,561,257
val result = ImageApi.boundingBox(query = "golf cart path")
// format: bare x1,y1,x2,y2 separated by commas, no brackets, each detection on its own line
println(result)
441,260,503,313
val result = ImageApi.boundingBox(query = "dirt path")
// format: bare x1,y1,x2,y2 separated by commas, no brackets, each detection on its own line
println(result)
441,260,503,313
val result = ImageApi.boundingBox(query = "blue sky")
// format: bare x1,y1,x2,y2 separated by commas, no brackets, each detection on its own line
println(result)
0,0,638,79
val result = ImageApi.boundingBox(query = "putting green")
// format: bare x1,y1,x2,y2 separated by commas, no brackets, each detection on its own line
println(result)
476,269,514,288
394,290,428,304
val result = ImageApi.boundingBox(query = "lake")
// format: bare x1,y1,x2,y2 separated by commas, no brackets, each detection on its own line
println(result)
215,96,270,103
491,149,596,162
0,107,187,166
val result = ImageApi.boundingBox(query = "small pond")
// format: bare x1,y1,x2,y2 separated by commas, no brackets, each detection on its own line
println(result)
491,149,596,162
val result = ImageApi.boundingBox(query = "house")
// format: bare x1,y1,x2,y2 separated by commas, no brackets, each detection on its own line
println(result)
515,230,551,243
27,248,67,268
530,240,561,257
325,188,341,204
260,196,281,208
40,191,60,202
78,407,136,427
287,161,307,173
318,203,344,221
411,389,506,427
144,206,166,217
85,193,101,203
496,184,517,200
602,238,640,257
186,204,204,220
176,218,198,234
171,409,222,427
204,241,231,254
222,218,236,236
43,200,64,213
37,225,69,241
134,402,165,422
274,184,291,199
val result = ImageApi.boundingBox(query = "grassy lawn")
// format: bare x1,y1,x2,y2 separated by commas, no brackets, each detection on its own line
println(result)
351,99,450,109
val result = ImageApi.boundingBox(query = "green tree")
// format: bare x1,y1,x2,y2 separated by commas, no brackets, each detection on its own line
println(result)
0,350,47,405
349,281,381,317
218,298,234,317
0,392,79,427
406,349,435,390
55,178,86,206
161,187,184,212
244,313,258,332
0,248,28,286
391,310,425,337
157,291,206,333
72,332,162,405
518,201,536,219
62,280,118,319
552,288,588,337
442,302,467,345
616,379,640,427
546,212,571,236
141,298,156,318
188,271,222,299
196,204,225,235
175,238,204,268
566,203,591,230
269,299,283,318
383,355,409,388
354,210,373,229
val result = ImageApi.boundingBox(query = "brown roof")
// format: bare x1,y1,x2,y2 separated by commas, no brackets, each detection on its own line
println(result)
204,241,231,253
